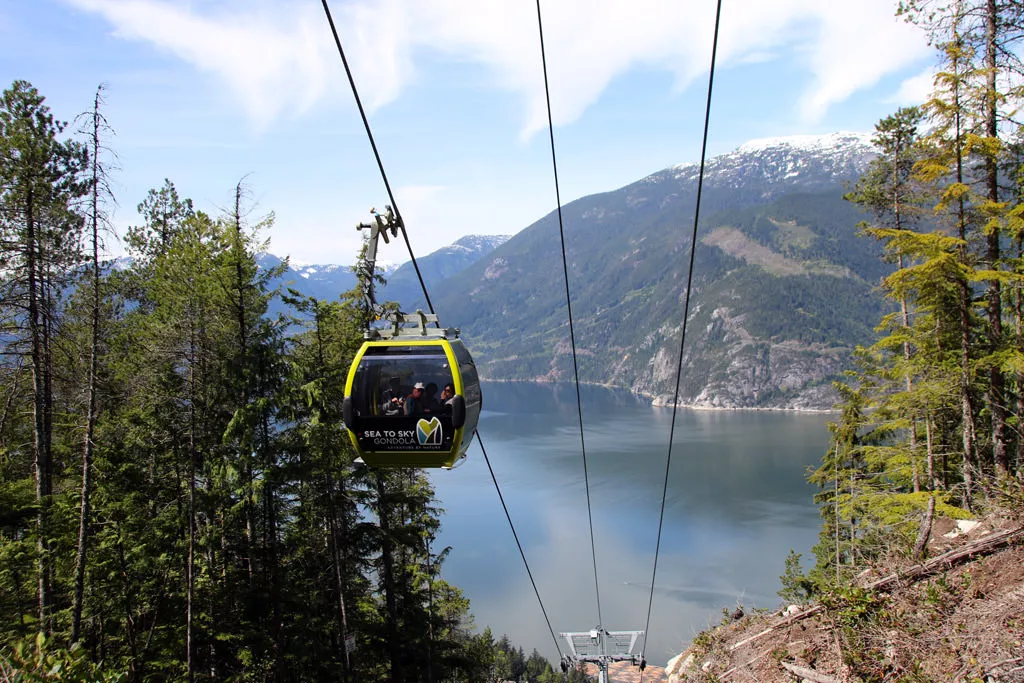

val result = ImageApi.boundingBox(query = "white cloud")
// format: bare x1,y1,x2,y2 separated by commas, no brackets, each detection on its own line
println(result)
796,0,932,122
61,0,406,129
888,67,938,106
388,184,447,253
65,0,933,132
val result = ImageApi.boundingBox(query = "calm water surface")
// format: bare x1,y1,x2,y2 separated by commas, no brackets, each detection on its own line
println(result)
429,382,831,666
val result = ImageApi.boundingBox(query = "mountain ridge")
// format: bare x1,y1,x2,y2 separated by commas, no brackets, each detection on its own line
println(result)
258,132,885,411
427,132,884,410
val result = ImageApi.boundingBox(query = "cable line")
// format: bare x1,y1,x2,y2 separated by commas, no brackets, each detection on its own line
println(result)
319,0,564,660
534,0,604,631
320,0,435,320
477,433,564,657
641,0,724,667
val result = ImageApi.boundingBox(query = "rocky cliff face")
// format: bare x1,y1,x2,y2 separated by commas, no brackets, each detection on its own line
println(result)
640,307,847,410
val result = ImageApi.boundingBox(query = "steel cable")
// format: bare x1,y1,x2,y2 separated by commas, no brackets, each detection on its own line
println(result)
320,0,436,320
320,0,564,659
534,0,605,633
641,0,724,671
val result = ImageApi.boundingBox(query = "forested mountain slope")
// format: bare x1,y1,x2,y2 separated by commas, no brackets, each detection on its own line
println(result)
430,134,887,409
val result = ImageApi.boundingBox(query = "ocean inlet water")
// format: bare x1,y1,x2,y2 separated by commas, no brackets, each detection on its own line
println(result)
429,381,832,667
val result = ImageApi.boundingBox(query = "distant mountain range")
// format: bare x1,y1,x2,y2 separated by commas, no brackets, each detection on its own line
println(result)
259,233,509,308
378,234,511,306
257,253,365,302
270,132,886,410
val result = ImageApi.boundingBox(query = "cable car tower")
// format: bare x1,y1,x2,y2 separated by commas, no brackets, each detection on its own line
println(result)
560,628,645,683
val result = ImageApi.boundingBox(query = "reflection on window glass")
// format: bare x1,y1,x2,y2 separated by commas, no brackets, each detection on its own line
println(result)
351,348,454,418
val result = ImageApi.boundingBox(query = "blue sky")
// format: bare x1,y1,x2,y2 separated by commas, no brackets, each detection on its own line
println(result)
2,0,935,266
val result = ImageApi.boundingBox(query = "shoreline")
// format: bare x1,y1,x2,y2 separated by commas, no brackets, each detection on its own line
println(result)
478,377,840,414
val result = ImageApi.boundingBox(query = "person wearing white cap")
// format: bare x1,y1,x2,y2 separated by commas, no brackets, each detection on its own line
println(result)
404,382,426,416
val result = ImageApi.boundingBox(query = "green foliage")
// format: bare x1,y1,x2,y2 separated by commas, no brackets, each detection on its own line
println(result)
0,633,125,682
689,627,721,659
819,585,884,629
803,0,1024,617
777,550,815,603
0,80,557,682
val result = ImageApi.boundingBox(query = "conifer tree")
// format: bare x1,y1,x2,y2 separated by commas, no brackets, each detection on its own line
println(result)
901,0,1024,486
846,106,928,491
0,84,546,680
279,290,369,680
0,79,87,633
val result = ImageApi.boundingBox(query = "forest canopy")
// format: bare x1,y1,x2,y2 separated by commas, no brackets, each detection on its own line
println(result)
0,80,566,683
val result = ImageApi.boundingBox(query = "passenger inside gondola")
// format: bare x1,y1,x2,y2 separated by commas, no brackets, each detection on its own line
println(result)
440,383,455,414
404,382,427,415
423,382,441,413
380,376,404,416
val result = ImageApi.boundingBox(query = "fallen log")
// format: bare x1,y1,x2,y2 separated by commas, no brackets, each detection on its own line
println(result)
729,524,1024,652
862,525,1024,593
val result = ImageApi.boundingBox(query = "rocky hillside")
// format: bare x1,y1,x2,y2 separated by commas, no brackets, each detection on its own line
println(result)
430,133,887,410
262,133,887,410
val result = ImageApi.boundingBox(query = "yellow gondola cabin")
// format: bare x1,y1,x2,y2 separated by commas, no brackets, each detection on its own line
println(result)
342,314,481,468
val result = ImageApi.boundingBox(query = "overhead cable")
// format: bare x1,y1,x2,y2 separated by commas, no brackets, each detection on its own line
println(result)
320,0,564,659
320,0,435,319
534,0,604,631
641,0,725,669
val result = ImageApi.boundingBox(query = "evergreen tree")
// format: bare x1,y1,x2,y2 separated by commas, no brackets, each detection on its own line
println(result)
804,0,1024,597
846,106,928,492
0,79,87,634
0,81,552,683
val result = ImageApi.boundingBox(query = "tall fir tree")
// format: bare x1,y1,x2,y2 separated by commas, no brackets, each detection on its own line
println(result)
0,79,87,634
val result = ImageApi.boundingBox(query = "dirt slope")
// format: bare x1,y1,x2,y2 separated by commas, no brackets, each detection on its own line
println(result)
664,517,1024,682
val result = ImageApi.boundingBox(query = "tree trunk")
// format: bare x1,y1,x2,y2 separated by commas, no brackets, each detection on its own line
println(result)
899,260,920,493
926,412,937,491
187,335,197,683
952,39,977,507
1016,237,1024,477
326,470,352,681
913,494,936,559
72,85,104,643
376,473,403,683
233,182,256,585
26,186,53,634
960,283,977,507
984,0,1009,477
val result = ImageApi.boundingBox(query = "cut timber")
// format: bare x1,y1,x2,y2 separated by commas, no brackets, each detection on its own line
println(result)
862,524,1024,592
730,524,1024,652
780,661,838,683
719,646,776,680
730,605,823,651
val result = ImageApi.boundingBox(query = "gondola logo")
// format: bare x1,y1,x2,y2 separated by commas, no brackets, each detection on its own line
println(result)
416,417,443,446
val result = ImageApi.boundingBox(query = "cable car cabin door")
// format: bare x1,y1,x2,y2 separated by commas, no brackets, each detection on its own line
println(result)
343,341,466,468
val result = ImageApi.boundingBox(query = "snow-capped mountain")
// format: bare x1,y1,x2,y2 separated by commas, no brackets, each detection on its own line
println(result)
256,233,509,309
378,234,511,308
666,131,876,190
427,130,887,410
440,234,511,254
